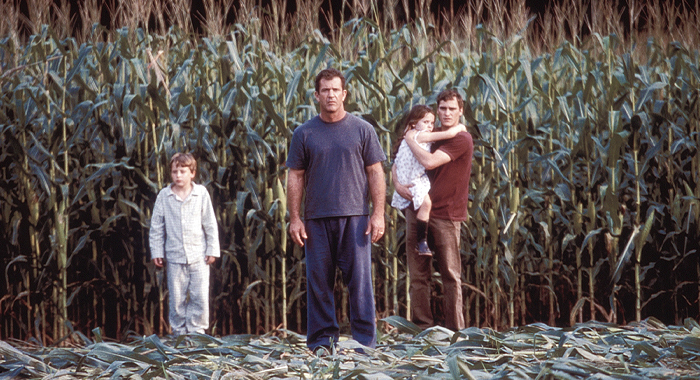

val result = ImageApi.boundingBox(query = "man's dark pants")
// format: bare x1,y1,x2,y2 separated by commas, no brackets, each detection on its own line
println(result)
405,207,465,331
305,215,376,350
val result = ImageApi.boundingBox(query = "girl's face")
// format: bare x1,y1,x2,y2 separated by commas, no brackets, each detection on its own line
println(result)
413,113,435,132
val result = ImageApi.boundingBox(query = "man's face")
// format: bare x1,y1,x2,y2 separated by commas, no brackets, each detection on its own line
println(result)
437,98,463,128
314,77,347,114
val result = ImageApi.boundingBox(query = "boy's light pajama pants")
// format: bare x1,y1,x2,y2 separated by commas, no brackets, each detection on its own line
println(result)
166,260,210,335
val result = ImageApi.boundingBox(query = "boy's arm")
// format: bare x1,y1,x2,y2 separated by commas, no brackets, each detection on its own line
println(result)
415,124,467,144
202,191,220,260
149,193,166,267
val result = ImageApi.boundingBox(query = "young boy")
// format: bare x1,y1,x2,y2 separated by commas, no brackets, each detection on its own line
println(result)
149,153,220,335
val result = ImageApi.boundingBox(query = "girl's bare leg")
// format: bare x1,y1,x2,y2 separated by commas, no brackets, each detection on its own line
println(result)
416,194,431,222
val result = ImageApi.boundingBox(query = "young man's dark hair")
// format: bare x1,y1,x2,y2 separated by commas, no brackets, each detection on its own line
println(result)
315,68,346,92
437,89,464,110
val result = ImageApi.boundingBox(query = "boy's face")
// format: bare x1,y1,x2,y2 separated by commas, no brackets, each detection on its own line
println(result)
171,164,195,189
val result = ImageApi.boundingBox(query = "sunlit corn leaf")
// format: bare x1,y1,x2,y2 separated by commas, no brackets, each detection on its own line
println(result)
414,326,457,345
0,367,24,380
87,343,162,366
676,336,700,356
0,341,55,374
631,342,661,362
381,316,422,336
142,334,178,358
611,224,640,285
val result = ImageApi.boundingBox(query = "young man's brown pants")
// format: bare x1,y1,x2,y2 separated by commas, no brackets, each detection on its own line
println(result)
405,207,465,331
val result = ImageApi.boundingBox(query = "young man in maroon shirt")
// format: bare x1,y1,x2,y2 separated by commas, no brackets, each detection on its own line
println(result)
393,89,474,331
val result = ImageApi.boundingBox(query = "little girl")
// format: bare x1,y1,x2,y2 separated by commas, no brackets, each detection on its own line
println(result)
391,105,466,255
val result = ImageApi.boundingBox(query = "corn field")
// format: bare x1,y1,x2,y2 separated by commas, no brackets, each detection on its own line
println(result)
2,0,700,344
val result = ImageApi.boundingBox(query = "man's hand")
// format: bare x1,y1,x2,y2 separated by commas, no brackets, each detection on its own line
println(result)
365,162,386,243
394,179,414,200
153,258,164,268
392,163,414,200
365,212,385,243
289,217,307,247
205,256,216,265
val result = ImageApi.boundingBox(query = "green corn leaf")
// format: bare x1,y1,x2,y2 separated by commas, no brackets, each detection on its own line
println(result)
380,316,422,336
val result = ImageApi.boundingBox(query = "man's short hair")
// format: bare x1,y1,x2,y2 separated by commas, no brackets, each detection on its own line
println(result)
437,89,464,110
170,152,197,173
315,68,346,92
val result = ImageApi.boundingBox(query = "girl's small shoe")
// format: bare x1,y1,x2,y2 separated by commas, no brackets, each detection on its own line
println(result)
417,239,433,256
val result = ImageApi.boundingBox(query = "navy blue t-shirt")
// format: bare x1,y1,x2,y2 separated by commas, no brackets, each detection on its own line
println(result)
286,113,386,219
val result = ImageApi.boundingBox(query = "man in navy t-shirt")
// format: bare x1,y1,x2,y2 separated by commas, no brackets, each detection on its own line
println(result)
286,68,386,354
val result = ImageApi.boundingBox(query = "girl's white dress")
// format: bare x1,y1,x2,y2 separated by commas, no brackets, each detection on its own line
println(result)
391,130,431,210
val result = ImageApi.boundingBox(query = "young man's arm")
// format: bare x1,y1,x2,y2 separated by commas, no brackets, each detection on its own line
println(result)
405,129,453,170
365,162,386,243
287,168,307,247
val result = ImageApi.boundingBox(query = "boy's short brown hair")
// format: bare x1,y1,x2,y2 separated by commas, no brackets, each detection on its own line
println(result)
170,153,197,173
